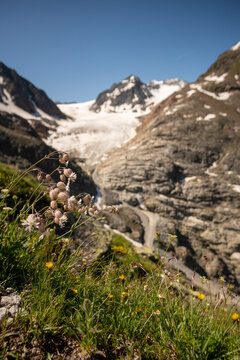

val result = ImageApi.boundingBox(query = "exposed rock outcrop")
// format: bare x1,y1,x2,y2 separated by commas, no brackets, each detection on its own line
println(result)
95,42,240,291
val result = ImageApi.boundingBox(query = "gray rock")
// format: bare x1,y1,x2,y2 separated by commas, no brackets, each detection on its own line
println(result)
1,294,21,307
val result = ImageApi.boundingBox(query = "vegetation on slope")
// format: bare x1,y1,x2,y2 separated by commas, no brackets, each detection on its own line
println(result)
0,156,239,359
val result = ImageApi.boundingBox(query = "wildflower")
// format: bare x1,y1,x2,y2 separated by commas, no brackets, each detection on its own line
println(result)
58,191,69,204
3,207,13,211
1,189,9,193
60,174,66,182
155,310,160,316
119,275,125,281
45,174,52,182
204,309,209,313
64,168,73,178
168,234,177,240
144,284,150,292
50,200,58,210
108,294,114,299
197,293,205,301
22,214,39,232
228,284,235,291
59,214,68,228
122,292,128,299
158,294,165,299
136,307,141,313
219,276,226,283
57,181,66,190
49,188,60,200
83,261,87,267
232,313,239,321
46,261,53,269
71,288,78,294
69,172,77,183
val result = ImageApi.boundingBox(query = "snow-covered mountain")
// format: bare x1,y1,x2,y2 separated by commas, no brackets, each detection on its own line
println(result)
0,62,66,136
90,75,186,113
47,75,186,167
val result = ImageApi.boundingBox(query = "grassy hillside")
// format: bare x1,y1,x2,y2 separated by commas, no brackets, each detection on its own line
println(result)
0,157,239,359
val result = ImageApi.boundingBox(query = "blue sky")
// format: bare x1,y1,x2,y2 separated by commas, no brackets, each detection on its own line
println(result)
1,0,239,102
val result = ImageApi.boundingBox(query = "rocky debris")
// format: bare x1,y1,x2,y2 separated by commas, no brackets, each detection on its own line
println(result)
95,42,240,292
90,75,186,113
0,111,97,196
0,286,21,322
0,61,66,119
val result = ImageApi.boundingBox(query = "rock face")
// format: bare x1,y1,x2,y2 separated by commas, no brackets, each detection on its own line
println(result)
90,75,186,113
96,42,240,291
0,61,65,119
0,111,96,196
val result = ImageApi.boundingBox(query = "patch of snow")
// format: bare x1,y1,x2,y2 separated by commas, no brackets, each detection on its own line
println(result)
187,90,196,97
190,83,231,101
231,41,240,51
204,114,216,121
232,185,240,193
185,176,197,183
204,104,211,109
204,73,227,83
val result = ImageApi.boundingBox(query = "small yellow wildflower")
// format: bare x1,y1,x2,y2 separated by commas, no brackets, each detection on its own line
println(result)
204,309,209,313
71,288,78,294
83,261,87,267
219,276,226,283
155,310,160,316
119,275,125,281
197,293,205,300
45,261,53,269
122,291,128,299
108,294,114,299
228,284,235,291
158,294,165,299
232,313,239,321
136,307,141,313
144,284,149,291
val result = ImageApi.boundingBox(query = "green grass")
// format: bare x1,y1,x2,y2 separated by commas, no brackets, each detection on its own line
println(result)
0,160,240,359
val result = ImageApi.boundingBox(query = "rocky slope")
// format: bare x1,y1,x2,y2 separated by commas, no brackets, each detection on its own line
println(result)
90,75,186,113
0,111,96,196
0,62,66,137
95,42,240,291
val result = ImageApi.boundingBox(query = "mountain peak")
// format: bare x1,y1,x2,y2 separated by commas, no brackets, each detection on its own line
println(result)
90,75,186,113
0,61,66,121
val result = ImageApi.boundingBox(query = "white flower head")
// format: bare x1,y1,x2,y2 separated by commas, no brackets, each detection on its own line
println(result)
59,214,68,228
22,214,39,232
69,172,77,183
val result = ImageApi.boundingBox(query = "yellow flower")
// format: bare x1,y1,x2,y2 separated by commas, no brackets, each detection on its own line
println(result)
232,313,239,321
83,261,87,267
71,288,78,294
144,284,149,291
119,275,125,281
204,309,209,313
45,261,53,269
155,309,160,316
122,292,128,299
108,294,114,299
219,276,226,283
158,294,165,299
197,293,205,300
136,307,141,313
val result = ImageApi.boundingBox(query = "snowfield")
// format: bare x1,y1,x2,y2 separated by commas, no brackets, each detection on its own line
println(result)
46,101,141,167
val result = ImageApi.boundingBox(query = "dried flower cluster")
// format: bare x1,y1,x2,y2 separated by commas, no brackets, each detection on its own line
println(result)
22,152,98,236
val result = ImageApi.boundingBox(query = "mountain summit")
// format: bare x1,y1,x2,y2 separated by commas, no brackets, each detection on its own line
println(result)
90,75,186,113
0,62,66,121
